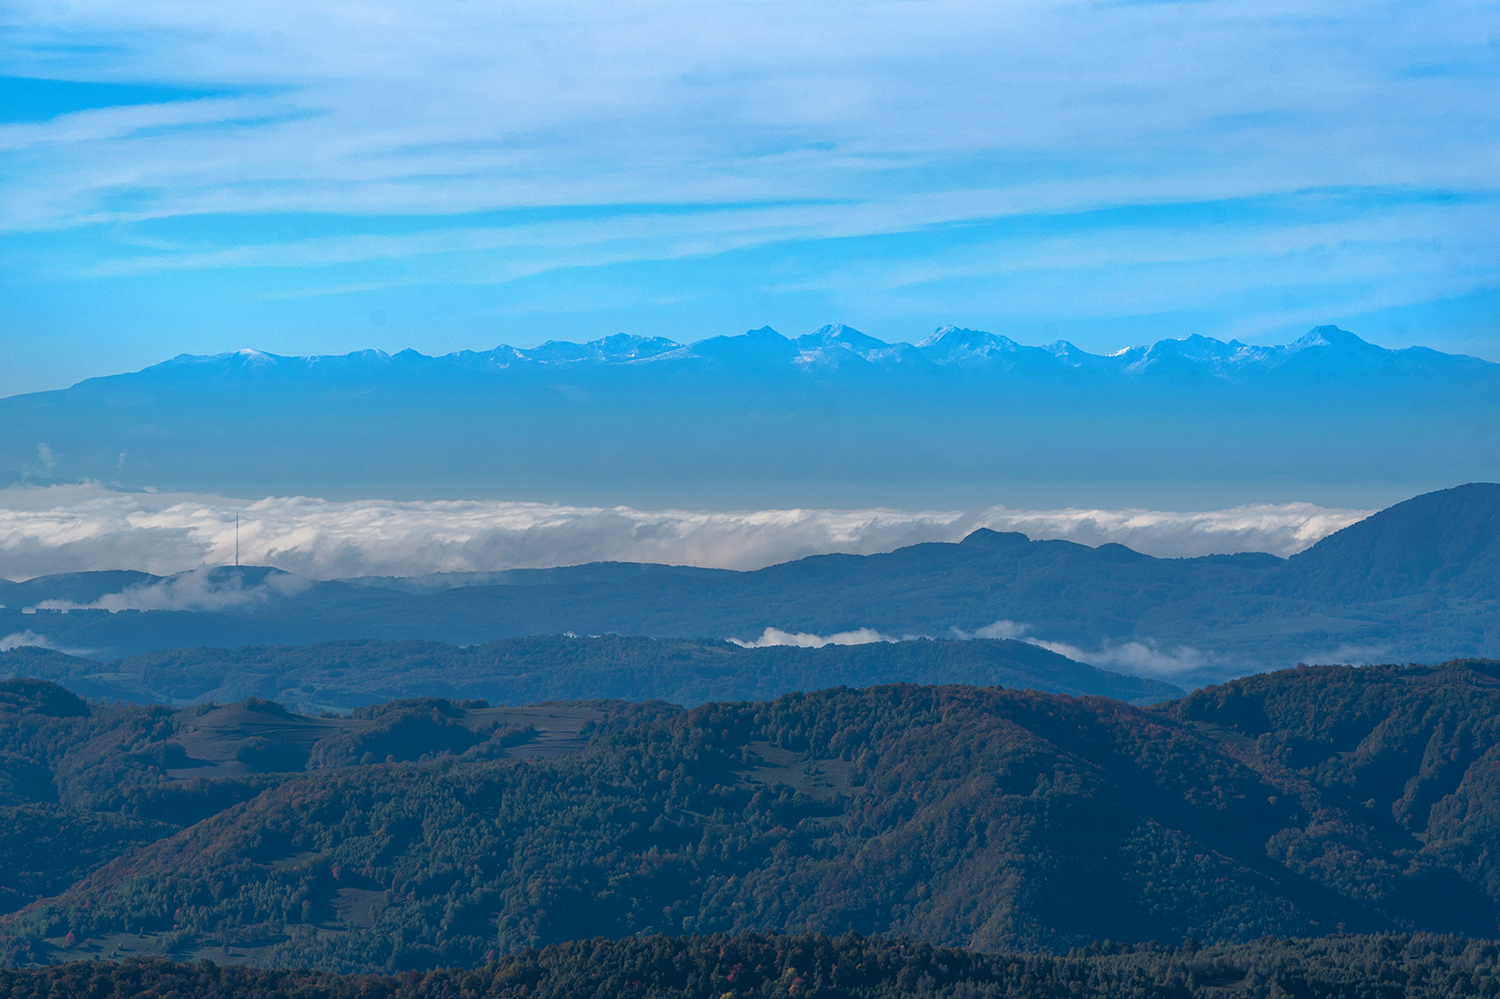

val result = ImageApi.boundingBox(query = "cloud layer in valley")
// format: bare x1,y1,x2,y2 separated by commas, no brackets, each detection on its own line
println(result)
0,483,1372,581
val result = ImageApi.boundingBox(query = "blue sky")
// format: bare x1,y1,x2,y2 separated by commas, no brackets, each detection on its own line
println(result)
2,0,1498,397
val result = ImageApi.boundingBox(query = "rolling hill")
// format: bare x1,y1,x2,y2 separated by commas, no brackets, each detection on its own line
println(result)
6,659,1500,969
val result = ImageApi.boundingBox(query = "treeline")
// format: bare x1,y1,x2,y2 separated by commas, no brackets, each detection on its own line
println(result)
8,932,1500,999
0,678,189,807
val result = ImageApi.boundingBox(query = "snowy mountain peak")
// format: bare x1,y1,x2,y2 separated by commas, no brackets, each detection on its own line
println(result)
795,324,887,350
792,324,921,367
111,325,1489,389
1288,325,1382,355
1042,340,1094,367
517,334,684,364
916,326,1025,360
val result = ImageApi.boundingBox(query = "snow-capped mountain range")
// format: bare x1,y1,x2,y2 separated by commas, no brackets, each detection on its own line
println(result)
151,323,1487,381
3,325,1496,509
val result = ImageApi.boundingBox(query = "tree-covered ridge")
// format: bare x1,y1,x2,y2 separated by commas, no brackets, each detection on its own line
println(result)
0,634,1182,713
1163,660,1500,928
0,678,674,925
10,663,1500,972
8,932,1500,999
0,678,187,807
0,678,597,811
11,668,1500,971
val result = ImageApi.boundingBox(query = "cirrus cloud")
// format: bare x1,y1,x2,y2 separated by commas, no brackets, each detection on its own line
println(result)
4,0,1500,397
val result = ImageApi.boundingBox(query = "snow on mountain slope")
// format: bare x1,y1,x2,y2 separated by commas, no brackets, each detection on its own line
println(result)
124,323,1493,381
2,325,1495,509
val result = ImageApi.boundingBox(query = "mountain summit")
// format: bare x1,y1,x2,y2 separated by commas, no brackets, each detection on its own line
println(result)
2,326,1495,507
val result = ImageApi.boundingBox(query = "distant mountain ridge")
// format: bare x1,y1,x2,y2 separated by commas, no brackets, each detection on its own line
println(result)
130,322,1492,381
3,325,1495,507
3,485,1498,681
0,634,1183,712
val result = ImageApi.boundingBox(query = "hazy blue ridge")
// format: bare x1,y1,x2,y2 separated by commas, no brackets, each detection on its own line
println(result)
0,634,1184,713
2,325,1496,507
2,484,1498,681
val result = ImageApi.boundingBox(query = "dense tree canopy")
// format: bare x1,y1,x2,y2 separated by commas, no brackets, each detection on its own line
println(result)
4,663,1500,973
7,932,1500,999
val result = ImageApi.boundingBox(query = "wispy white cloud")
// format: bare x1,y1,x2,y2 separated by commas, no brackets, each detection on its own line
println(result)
951,620,1031,641
725,617,1212,677
3,0,1496,239
956,618,1209,677
0,629,96,657
1027,637,1208,678
0,482,1371,581
729,627,893,649
33,566,312,613
71,188,1499,320
977,504,1370,560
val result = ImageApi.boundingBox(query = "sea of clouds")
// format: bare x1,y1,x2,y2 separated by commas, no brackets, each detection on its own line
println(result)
0,483,1372,582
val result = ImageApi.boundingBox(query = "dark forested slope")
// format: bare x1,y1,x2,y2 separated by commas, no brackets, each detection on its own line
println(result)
7,661,1500,971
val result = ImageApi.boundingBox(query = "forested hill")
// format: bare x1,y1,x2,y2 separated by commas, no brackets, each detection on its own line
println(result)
9,932,1500,999
4,483,1499,680
0,634,1183,712
7,661,1500,971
